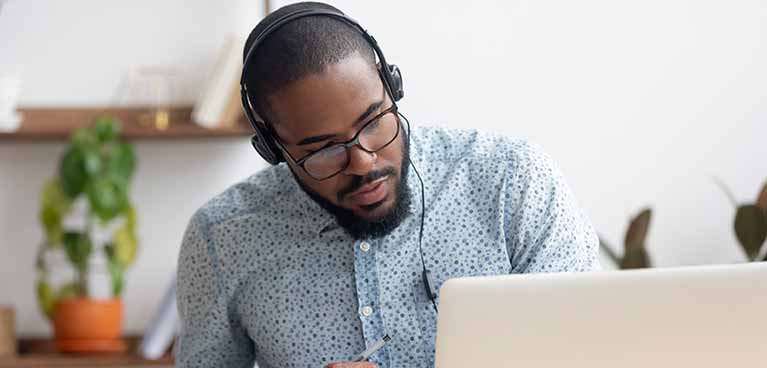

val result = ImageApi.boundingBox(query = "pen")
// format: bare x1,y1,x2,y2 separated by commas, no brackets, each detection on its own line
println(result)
352,334,391,362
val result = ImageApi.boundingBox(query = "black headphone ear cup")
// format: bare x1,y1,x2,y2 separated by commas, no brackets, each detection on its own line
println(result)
241,89,284,164
388,64,404,101
251,123,284,165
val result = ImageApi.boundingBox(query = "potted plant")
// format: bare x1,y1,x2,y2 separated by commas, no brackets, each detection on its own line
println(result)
716,179,767,262
600,208,653,269
35,116,138,353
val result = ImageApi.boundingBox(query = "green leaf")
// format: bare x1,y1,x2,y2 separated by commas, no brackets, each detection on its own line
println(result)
62,232,92,272
109,262,124,297
36,281,56,320
620,248,651,269
734,205,767,261
56,282,81,300
624,208,652,252
82,148,102,176
59,147,87,198
86,179,123,222
104,243,125,296
107,142,136,183
114,219,138,267
40,205,61,243
94,116,121,142
39,178,71,245
125,204,137,234
71,127,97,149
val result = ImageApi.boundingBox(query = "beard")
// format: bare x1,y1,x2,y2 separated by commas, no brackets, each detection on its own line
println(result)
294,133,411,239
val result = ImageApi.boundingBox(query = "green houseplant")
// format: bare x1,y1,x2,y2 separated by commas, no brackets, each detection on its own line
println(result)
36,116,138,352
716,179,767,262
600,208,653,269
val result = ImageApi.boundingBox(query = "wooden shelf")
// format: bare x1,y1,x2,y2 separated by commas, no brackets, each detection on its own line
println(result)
0,336,174,367
0,106,253,141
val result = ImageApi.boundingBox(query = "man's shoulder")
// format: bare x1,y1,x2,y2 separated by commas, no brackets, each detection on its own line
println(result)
412,125,534,164
191,164,295,229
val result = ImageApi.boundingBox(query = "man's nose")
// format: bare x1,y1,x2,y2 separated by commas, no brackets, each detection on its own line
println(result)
343,145,376,177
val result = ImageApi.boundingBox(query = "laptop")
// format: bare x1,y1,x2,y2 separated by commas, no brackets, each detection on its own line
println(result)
434,262,767,368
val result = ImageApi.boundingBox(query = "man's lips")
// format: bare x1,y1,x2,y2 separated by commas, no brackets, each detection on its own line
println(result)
348,177,389,206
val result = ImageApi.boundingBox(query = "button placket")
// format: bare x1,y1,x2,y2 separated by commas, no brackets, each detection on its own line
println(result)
357,241,374,319
352,238,389,366
361,305,374,317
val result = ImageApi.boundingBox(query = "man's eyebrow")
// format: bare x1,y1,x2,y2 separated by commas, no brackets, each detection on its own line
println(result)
351,99,384,128
296,133,336,146
296,99,385,146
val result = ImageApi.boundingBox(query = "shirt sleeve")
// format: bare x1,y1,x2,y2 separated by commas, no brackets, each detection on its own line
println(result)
502,141,601,273
176,211,255,368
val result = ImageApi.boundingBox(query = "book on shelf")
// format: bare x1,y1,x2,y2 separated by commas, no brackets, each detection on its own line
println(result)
192,35,245,129
219,80,245,127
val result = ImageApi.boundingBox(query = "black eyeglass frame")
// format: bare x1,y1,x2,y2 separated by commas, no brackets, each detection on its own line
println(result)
270,104,401,181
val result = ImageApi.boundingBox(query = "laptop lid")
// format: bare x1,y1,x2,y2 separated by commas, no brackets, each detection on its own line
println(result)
435,262,767,368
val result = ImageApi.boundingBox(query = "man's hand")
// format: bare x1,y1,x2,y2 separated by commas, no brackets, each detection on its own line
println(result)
324,362,378,368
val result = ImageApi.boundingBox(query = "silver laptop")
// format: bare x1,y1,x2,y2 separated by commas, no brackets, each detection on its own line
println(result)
434,262,767,368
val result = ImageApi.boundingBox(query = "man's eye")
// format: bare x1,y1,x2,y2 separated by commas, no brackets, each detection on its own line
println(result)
367,119,381,131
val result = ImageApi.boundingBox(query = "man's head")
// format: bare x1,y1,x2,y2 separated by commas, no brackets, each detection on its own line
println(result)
242,2,411,238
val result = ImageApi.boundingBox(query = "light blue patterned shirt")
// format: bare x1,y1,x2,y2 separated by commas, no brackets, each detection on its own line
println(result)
176,126,600,368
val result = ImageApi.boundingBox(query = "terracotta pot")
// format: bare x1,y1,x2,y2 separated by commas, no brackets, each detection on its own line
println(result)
53,298,127,353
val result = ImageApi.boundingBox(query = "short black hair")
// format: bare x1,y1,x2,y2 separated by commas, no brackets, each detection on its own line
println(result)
242,2,377,125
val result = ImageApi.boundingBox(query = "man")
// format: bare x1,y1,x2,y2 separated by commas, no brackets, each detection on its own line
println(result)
176,2,600,368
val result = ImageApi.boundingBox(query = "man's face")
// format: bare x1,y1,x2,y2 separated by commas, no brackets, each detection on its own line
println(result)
268,55,407,226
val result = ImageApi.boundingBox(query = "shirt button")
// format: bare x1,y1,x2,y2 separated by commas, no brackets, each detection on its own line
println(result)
361,306,374,317
360,241,371,252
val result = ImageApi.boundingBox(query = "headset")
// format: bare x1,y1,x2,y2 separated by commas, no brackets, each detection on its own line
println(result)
239,6,438,313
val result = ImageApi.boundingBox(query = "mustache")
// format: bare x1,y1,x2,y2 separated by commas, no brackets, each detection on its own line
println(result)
337,166,397,202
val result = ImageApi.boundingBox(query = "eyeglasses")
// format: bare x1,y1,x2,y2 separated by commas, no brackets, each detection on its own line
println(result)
278,104,400,181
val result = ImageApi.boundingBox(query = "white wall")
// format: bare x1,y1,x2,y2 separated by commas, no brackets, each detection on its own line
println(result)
293,0,767,265
0,0,267,335
2,0,766,335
